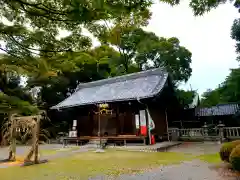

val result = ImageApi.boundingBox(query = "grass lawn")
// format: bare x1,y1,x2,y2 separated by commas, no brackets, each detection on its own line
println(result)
196,153,221,164
0,150,193,180
8,147,83,163
40,146,80,155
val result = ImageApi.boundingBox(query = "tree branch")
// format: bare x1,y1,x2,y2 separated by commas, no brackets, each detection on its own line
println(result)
0,47,21,59
14,0,69,16
19,3,78,24
7,35,67,53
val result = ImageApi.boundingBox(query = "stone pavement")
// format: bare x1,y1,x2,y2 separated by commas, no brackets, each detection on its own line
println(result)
108,141,182,152
168,141,221,155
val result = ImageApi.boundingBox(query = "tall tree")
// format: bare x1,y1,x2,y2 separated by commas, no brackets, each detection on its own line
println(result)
38,45,120,108
200,68,240,106
200,89,223,107
0,0,152,58
0,0,153,114
0,54,38,115
97,25,192,83
176,89,197,108
231,19,240,61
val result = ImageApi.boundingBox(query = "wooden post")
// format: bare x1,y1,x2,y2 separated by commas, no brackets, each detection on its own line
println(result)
34,116,40,163
9,115,17,161
139,113,141,136
98,106,101,148
116,105,120,135
165,109,170,142
145,109,151,145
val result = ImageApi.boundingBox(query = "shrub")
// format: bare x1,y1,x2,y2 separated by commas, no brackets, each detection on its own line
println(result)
230,144,240,171
219,140,240,162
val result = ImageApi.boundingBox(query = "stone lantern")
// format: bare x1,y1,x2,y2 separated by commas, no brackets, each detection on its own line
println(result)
202,122,208,137
217,121,225,144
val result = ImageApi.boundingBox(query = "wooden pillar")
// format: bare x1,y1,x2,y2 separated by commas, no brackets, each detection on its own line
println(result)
145,109,150,145
165,109,170,141
138,112,141,136
120,113,124,134
89,111,94,136
34,116,40,163
132,113,136,135
116,105,120,135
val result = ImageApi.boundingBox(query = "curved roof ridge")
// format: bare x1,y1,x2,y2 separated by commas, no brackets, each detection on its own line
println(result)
75,68,167,91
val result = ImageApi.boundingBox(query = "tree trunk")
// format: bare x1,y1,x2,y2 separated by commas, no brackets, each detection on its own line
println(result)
24,145,34,162
9,116,16,161
24,116,41,164
34,117,40,164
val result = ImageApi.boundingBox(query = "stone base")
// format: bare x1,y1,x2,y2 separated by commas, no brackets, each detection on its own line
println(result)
94,149,105,153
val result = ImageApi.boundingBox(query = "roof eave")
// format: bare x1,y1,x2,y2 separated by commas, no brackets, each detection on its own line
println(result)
50,91,162,110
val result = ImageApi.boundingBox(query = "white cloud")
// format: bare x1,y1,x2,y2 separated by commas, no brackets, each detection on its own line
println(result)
145,0,240,94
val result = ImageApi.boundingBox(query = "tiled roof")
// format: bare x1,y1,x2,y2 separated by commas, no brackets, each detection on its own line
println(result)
195,103,239,116
51,68,168,109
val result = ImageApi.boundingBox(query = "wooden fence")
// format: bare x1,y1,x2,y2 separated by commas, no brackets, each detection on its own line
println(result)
168,127,240,142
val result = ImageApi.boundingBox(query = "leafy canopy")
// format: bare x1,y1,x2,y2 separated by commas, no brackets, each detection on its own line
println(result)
0,0,152,58
160,0,240,16
0,0,153,115
200,68,240,106
0,0,195,118
99,25,192,83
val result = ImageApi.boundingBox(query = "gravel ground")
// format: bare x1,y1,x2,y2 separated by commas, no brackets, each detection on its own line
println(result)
89,160,229,180
89,142,228,180
168,142,221,155
112,160,226,180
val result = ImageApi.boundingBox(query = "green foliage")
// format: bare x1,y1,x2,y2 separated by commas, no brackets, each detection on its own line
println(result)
0,0,195,136
98,25,192,83
0,0,154,116
200,15,240,106
200,68,240,106
160,0,240,16
200,89,223,107
230,144,240,171
0,92,39,115
176,89,196,108
220,140,240,162
0,0,152,59
232,19,240,62
0,55,39,115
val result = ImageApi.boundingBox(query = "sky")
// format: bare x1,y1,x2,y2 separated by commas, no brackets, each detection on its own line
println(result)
144,0,240,95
